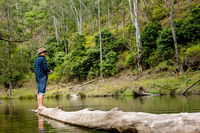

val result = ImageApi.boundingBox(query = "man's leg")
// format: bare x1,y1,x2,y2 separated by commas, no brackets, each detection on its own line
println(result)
37,76,47,110
37,94,45,109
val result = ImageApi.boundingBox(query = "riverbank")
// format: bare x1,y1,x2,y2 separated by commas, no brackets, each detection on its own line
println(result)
0,70,200,99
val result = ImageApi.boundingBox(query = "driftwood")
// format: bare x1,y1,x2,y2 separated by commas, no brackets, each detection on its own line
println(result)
33,107,200,133
133,86,159,97
182,79,200,95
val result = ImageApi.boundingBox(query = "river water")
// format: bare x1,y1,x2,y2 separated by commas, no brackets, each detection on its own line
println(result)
1,95,200,133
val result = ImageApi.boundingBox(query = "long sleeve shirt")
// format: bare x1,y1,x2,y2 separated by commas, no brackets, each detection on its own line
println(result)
34,55,50,79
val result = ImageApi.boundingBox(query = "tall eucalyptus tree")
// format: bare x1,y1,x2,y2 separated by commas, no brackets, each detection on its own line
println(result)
68,0,87,34
97,0,103,79
128,0,143,72
167,0,179,61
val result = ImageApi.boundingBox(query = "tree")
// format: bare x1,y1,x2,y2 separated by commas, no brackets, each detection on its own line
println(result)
167,0,179,62
0,0,31,96
128,0,143,72
97,0,103,79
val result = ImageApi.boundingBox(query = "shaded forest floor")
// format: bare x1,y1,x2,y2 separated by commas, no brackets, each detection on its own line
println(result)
0,70,200,99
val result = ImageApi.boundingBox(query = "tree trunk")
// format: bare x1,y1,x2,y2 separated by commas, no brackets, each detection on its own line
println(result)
97,0,103,79
107,2,110,28
187,0,191,10
33,108,200,133
53,15,59,44
121,0,126,40
169,0,179,62
8,42,13,96
128,0,143,72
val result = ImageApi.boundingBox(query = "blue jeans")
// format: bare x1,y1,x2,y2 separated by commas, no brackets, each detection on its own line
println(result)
36,76,47,95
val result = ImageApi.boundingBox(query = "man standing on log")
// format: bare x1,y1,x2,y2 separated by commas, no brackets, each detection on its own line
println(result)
34,48,52,110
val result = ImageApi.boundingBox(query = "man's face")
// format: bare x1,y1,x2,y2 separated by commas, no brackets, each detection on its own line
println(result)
40,52,46,56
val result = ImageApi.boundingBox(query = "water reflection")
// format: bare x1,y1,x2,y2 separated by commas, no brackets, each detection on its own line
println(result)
38,115,45,133
1,96,200,133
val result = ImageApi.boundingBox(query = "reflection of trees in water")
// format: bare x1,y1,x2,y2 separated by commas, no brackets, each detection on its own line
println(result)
134,96,149,105
5,99,13,116
69,98,89,111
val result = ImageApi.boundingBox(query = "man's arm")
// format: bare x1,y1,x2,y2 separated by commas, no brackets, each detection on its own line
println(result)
42,58,51,73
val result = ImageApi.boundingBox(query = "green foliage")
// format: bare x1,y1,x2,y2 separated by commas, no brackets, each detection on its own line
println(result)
156,28,174,60
45,37,67,69
181,43,200,71
61,46,100,81
141,22,162,49
69,33,87,51
143,2,166,21
62,48,87,81
151,5,166,21
116,51,130,71
24,7,48,30
53,52,65,65
95,30,122,54
45,37,66,58
102,51,118,76
141,22,162,68
125,53,136,69
155,60,175,72
175,5,200,45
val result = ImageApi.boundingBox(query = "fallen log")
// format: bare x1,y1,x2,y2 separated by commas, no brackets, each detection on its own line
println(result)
32,108,200,133
133,86,159,97
182,79,200,95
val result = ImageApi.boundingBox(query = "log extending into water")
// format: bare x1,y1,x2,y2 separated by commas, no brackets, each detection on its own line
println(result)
33,108,200,133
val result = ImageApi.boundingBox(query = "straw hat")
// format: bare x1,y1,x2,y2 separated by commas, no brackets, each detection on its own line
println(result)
37,48,47,54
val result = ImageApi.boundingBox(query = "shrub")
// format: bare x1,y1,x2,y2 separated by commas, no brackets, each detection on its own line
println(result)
102,51,118,76
175,5,200,45
156,28,174,60
141,22,162,68
181,43,200,71
151,5,165,21
45,37,67,69
94,30,126,54
68,33,87,51
125,53,136,69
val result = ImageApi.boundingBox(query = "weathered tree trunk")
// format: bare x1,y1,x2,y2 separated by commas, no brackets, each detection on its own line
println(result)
121,0,126,40
69,0,84,34
128,0,143,72
187,0,191,10
33,108,200,133
53,15,59,44
97,0,103,79
169,0,179,62
107,1,110,28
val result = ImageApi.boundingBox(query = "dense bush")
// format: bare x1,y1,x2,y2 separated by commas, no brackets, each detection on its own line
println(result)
45,37,67,69
102,51,118,76
95,30,119,54
125,53,136,69
141,22,162,68
68,33,87,51
62,47,88,81
175,5,200,45
181,43,200,71
156,28,174,60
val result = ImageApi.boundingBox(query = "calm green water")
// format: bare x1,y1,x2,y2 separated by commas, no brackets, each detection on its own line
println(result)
1,95,200,133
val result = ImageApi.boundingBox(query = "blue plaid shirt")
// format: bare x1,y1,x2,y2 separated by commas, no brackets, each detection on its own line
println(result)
34,56,50,79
